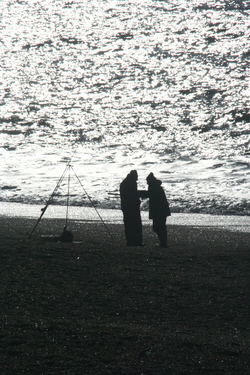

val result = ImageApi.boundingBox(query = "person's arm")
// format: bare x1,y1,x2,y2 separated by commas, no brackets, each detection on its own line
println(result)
138,190,149,198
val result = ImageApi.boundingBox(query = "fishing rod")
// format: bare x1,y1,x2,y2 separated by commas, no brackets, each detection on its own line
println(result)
65,164,71,230
28,113,116,242
28,163,115,242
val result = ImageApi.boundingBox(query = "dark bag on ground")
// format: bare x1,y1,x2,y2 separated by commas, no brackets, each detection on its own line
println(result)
60,227,73,242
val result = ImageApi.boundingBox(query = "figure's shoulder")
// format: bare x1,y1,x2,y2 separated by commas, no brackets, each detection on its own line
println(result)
120,177,128,186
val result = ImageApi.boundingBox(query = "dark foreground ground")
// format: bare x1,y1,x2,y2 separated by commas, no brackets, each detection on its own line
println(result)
1,217,250,374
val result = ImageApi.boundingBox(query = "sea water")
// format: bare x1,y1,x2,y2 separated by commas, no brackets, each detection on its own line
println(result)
1,0,250,216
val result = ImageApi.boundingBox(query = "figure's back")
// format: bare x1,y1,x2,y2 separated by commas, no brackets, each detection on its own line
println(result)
149,180,170,218
120,176,139,212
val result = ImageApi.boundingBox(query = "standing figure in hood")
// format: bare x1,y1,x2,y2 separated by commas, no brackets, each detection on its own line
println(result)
146,172,171,248
120,170,146,246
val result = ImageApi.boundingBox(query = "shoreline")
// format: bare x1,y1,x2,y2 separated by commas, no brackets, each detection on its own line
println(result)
1,201,250,233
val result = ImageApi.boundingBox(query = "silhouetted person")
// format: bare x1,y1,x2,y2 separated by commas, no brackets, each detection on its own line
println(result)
120,170,146,246
146,173,171,248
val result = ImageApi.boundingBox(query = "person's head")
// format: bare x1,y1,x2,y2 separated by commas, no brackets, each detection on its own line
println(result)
146,172,156,185
129,170,138,181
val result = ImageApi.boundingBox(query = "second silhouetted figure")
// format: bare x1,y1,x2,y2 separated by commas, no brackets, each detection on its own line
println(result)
146,172,171,248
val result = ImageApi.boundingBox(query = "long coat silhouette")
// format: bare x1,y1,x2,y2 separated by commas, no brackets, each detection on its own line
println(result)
120,170,145,246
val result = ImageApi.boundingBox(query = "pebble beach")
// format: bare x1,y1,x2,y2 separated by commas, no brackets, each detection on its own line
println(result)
1,215,250,374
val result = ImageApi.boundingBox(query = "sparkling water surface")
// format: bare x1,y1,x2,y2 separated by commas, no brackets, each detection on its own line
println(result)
1,0,250,215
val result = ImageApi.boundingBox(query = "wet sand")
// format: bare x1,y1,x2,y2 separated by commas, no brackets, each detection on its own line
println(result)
1,217,250,374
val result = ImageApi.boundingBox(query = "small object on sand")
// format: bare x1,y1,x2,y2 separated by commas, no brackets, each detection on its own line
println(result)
59,226,73,243
40,227,73,243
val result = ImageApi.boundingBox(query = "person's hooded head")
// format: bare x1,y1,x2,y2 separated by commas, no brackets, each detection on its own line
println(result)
129,170,138,181
146,172,162,186
146,172,156,184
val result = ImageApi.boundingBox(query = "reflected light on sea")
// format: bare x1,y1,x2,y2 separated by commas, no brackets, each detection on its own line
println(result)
0,0,250,216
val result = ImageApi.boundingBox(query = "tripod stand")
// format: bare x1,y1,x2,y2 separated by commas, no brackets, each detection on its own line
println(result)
28,163,114,242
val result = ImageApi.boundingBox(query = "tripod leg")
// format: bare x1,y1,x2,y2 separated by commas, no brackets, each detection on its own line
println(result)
28,164,70,239
71,167,115,242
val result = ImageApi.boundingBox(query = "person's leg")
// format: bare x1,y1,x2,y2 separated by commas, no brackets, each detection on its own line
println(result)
134,211,143,244
124,211,143,246
123,214,133,245
158,222,167,247
153,217,167,247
